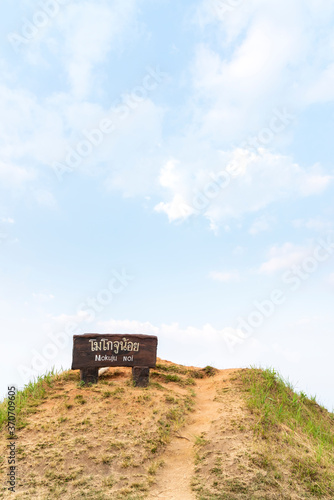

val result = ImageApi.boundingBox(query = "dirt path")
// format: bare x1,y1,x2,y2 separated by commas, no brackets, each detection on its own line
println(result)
147,369,238,500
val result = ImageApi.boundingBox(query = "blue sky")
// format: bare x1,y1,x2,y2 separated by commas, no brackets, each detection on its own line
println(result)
1,0,334,409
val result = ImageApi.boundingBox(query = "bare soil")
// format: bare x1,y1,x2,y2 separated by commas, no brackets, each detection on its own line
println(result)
147,368,241,499
2,361,333,499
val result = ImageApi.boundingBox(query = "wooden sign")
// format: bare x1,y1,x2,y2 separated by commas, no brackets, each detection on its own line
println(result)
71,334,158,387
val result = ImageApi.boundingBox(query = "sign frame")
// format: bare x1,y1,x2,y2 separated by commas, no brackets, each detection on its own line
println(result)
71,333,158,387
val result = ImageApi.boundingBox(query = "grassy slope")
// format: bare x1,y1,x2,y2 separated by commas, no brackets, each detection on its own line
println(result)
0,360,201,499
1,363,334,500
192,368,334,500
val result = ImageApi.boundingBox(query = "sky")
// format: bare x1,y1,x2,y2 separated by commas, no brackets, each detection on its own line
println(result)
1,0,334,409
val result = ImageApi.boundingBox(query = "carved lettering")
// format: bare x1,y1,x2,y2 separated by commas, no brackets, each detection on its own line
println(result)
89,337,140,354
72,334,157,371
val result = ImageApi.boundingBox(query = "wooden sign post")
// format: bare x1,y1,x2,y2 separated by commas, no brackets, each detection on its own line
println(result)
71,334,158,387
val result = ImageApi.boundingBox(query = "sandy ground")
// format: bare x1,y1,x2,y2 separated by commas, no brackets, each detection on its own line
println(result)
147,369,240,500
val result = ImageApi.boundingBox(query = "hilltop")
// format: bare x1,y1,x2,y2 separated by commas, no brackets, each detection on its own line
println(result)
1,360,334,499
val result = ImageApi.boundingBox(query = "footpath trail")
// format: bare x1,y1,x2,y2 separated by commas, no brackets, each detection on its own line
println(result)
147,369,240,500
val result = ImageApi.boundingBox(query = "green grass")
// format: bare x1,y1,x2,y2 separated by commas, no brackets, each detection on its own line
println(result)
203,366,217,377
155,362,188,374
154,363,216,380
74,394,86,405
152,371,183,383
239,367,334,497
0,361,199,499
0,368,60,431
191,367,334,499
240,367,334,446
194,433,208,447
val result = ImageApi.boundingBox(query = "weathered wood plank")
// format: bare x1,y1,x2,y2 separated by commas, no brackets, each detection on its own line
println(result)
80,367,99,385
71,334,158,370
132,366,150,387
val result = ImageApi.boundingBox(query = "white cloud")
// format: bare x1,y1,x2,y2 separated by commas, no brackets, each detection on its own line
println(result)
249,215,275,235
209,270,240,282
305,62,334,104
0,0,146,199
190,0,334,146
258,243,310,274
292,218,333,232
97,317,248,364
34,190,57,209
299,170,333,196
104,99,165,196
1,0,333,233
0,66,164,199
33,293,55,303
98,318,238,345
154,160,196,221
0,84,68,169
191,7,304,141
154,148,331,228
0,160,35,186
0,217,14,224
58,1,140,99
155,195,195,222
328,273,334,287
121,0,333,227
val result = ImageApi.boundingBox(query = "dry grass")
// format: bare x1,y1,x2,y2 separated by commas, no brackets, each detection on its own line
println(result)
191,368,334,500
0,360,199,499
1,363,334,499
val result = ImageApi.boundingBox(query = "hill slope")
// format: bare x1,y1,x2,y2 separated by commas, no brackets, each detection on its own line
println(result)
1,360,334,499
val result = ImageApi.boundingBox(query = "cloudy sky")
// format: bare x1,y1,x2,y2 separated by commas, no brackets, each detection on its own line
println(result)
1,0,334,409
